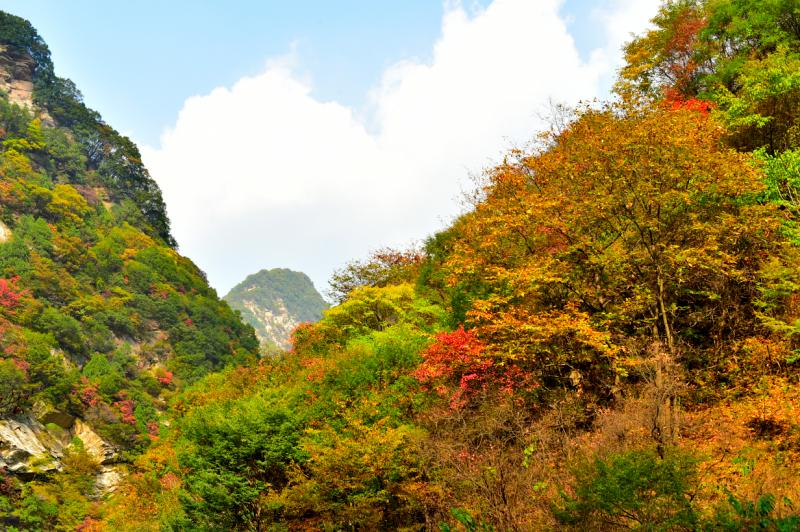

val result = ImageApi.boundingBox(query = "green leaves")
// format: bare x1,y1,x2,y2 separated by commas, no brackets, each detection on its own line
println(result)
178,396,304,530
0,358,29,415
554,450,699,530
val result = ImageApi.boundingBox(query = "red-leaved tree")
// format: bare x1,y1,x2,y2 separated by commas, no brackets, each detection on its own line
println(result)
0,277,23,310
414,326,534,410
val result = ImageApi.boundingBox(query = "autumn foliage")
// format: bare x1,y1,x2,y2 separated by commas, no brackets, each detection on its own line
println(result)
3,0,800,530
0,276,22,309
414,326,539,410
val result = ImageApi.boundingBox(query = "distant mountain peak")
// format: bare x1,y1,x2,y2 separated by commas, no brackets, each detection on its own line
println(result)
224,268,328,350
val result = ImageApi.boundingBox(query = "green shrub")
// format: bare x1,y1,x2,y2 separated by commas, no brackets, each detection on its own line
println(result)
554,449,698,531
704,493,800,531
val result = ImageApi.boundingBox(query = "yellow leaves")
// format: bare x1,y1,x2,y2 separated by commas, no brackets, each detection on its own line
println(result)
446,99,787,337
0,148,34,178
121,247,138,262
113,224,158,252
47,184,92,224
683,376,800,510
52,230,88,271
102,440,185,531
280,413,428,527
25,118,45,151
320,283,442,342
468,299,618,365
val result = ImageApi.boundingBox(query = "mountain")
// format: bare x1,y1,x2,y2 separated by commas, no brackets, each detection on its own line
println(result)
224,268,328,350
104,1,800,530
5,1,800,530
0,11,258,528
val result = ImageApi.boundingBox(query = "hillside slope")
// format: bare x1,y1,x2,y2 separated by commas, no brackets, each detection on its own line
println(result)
224,268,328,350
3,1,800,530
102,1,800,530
0,11,258,529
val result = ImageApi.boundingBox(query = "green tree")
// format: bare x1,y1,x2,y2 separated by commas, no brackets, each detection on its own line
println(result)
178,398,304,530
555,450,698,530
0,358,28,415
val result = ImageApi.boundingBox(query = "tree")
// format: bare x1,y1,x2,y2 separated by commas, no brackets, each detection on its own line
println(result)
413,326,536,410
0,276,23,310
619,0,800,153
328,248,424,303
617,0,708,101
177,398,304,530
443,101,787,396
554,450,698,530
47,184,92,224
0,358,28,415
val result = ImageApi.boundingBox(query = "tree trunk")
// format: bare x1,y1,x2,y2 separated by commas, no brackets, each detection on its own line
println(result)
657,274,674,353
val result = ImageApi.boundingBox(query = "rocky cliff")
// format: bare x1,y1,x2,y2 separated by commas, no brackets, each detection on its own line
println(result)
0,410,121,495
0,44,33,108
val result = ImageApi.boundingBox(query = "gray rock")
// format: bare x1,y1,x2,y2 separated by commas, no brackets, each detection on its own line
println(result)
93,465,123,498
0,416,119,477
0,417,61,474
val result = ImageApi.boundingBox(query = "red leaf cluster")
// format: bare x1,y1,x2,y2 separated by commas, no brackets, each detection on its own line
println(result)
159,471,180,490
156,369,173,385
146,420,160,441
114,399,136,425
666,93,714,115
72,378,101,407
414,326,534,410
0,277,23,309
11,358,29,376
291,322,326,354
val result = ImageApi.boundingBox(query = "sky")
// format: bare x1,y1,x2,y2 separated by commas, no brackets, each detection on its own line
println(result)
1,0,661,296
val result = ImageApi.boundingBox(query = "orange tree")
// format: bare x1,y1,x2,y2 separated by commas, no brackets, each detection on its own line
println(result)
440,102,794,400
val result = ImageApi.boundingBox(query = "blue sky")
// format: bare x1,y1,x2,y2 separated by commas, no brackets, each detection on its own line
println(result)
0,1,660,294
5,0,611,145
3,1,488,144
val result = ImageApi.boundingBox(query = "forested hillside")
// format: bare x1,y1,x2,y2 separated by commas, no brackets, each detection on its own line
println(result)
6,0,800,530
0,12,258,530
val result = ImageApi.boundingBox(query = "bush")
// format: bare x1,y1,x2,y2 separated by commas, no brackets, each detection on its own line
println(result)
554,449,698,530
0,358,28,415
178,397,305,530
705,493,800,531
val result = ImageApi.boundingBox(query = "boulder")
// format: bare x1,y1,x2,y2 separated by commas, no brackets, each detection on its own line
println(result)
0,417,61,474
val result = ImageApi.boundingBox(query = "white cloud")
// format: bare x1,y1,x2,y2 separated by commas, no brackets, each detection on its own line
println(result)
142,0,660,296
590,0,661,92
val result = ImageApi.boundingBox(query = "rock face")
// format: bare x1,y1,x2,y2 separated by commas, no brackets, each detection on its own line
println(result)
0,411,119,481
94,465,123,496
241,297,299,348
0,417,63,474
225,268,328,350
72,419,118,464
0,44,34,108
